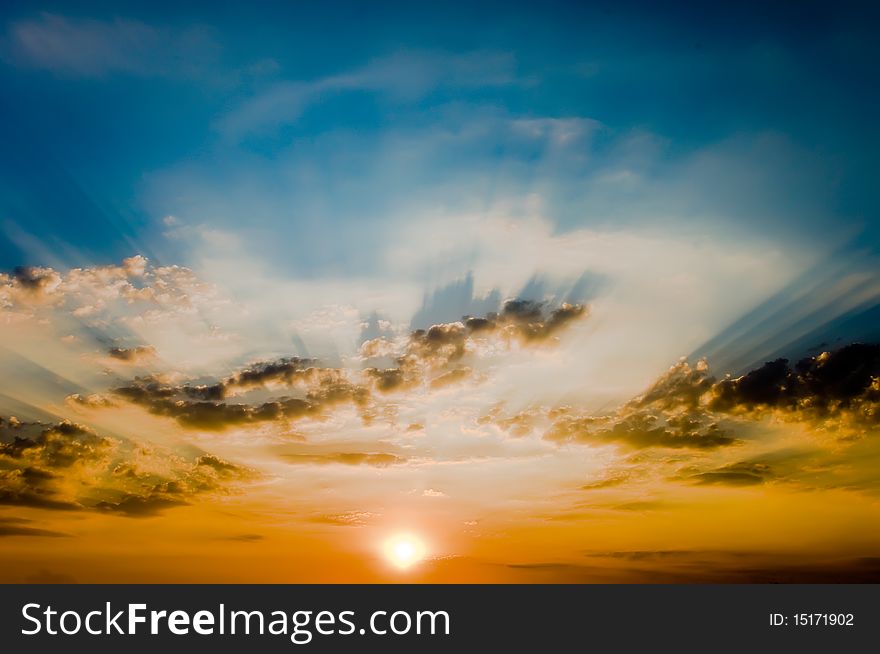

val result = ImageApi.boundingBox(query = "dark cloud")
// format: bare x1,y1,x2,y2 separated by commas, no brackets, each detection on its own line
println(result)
0,487,81,511
1,415,255,516
107,345,156,363
687,461,774,486
364,367,411,392
305,374,370,406
0,450,83,511
0,420,111,468
635,359,714,411
710,358,791,410
195,454,244,475
11,266,61,295
504,299,588,341
94,453,254,518
409,323,468,366
471,342,879,463
544,303,588,335
635,344,880,428
367,300,588,394
144,396,314,431
225,357,317,392
112,376,318,430
100,300,587,431
547,411,735,450
95,493,188,517
500,299,544,322
578,551,880,583
463,316,493,333
0,523,67,537
183,384,226,401
464,299,588,343
110,360,371,430
708,344,880,423
588,343,880,452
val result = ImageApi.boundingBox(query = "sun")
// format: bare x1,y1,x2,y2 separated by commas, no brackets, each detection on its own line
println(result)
384,533,426,569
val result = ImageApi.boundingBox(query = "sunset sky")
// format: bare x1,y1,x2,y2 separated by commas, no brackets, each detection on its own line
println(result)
1,1,880,583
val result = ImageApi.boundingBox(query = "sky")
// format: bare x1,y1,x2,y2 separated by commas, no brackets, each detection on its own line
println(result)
1,0,880,582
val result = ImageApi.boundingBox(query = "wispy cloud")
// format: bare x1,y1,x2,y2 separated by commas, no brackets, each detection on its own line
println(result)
3,12,219,78
216,50,517,139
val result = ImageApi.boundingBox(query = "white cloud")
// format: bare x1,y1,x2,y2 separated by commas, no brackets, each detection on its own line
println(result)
384,201,813,408
216,50,517,139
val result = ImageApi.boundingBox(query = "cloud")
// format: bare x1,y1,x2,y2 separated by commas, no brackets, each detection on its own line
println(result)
89,297,587,432
310,511,378,527
90,455,254,517
0,419,111,468
5,249,877,546
0,516,67,537
65,394,118,409
95,493,188,518
113,386,316,431
430,367,472,389
108,362,370,431
580,472,631,490
223,357,318,394
525,340,880,496
479,406,545,438
0,256,222,325
0,415,254,516
365,300,588,394
0,255,258,392
510,117,600,147
687,461,775,486
107,345,157,364
362,366,411,393
547,411,735,450
0,484,81,512
9,266,62,296
217,50,516,139
4,13,219,78
610,343,880,441
633,358,714,411
707,343,880,425
140,128,815,411
482,299,588,342
634,343,880,433
577,550,880,583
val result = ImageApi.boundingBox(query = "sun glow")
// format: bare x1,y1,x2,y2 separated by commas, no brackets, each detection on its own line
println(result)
384,533,426,570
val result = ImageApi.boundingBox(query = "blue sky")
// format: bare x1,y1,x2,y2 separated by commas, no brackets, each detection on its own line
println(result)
0,1,878,369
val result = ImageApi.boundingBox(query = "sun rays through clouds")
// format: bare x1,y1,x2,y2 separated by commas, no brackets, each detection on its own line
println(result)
1,2,880,582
